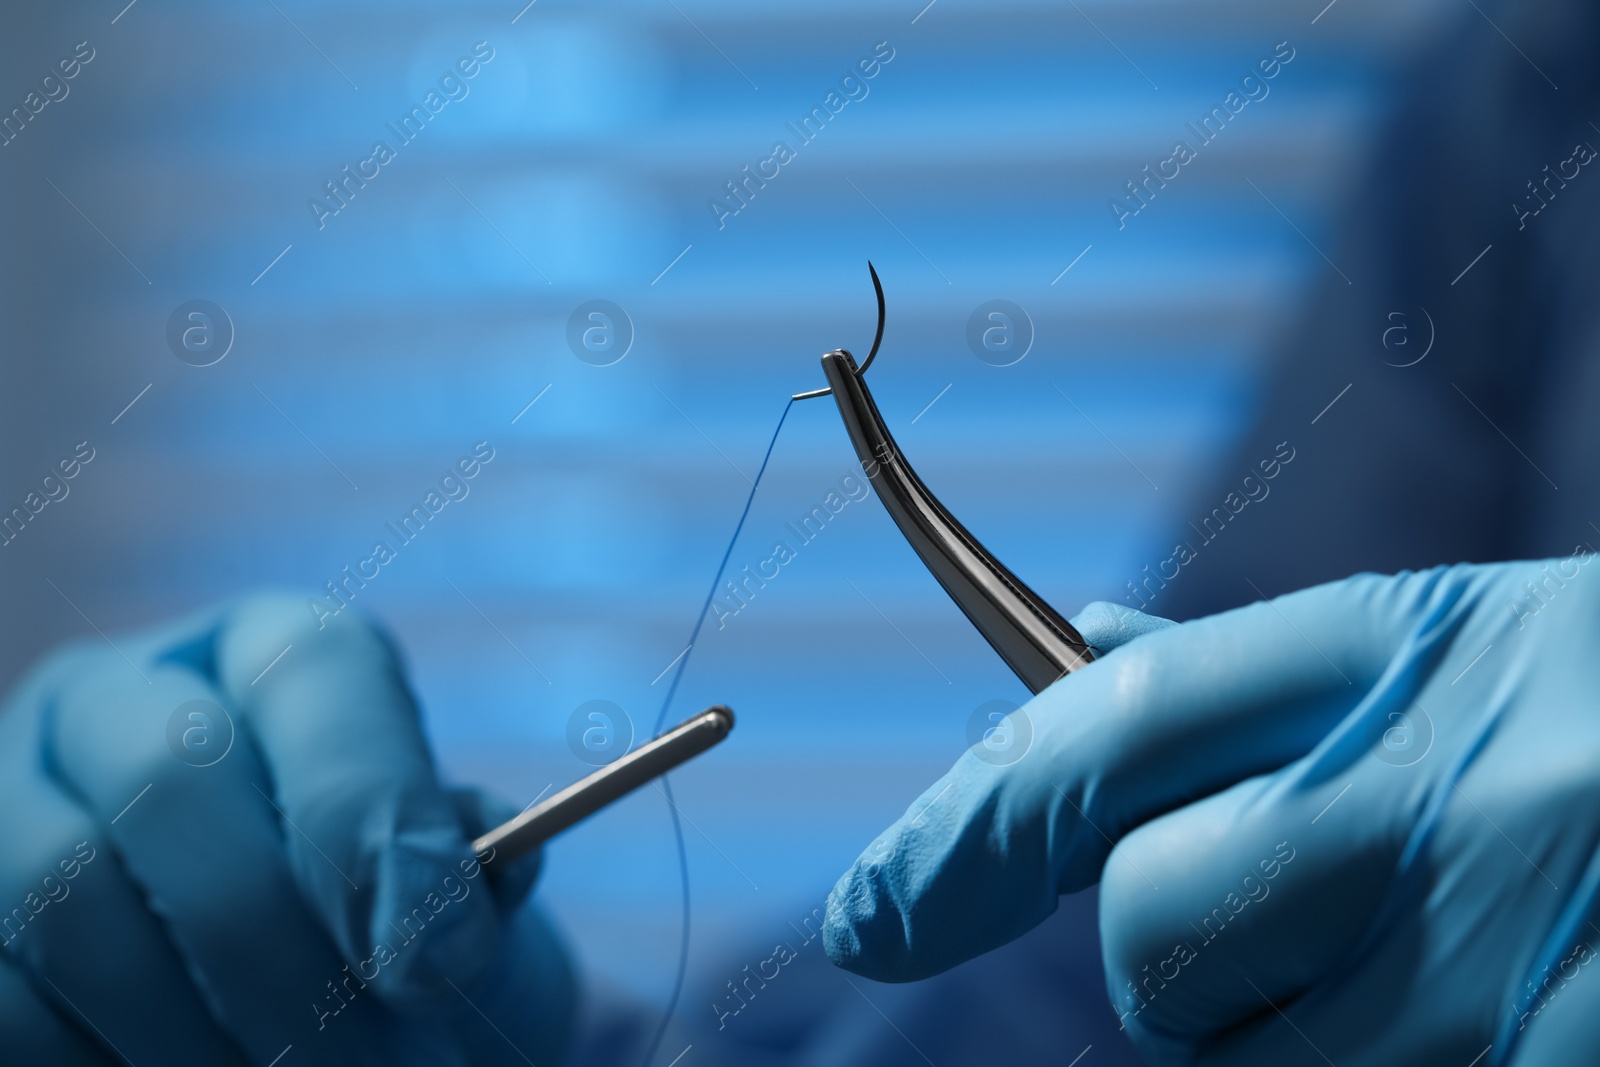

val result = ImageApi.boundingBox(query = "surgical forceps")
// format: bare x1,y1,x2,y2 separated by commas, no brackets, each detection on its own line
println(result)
793,264,1095,694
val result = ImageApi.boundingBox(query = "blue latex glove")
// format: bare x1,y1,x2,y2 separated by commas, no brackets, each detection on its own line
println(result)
0,594,573,1066
825,561,1600,1064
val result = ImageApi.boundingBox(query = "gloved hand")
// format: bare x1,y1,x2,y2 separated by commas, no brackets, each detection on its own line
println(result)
824,559,1600,1065
0,594,573,1066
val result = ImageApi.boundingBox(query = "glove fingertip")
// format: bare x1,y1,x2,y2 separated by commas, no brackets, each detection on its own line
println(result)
822,864,921,982
355,831,507,1006
822,878,866,970
368,782,556,1002
446,785,543,910
1070,601,1179,655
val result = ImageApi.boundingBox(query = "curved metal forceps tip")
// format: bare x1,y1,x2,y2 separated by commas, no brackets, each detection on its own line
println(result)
802,269,1096,692
792,261,884,401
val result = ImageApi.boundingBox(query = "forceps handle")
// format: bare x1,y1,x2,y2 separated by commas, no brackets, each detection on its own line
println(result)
821,349,1094,693
474,706,734,863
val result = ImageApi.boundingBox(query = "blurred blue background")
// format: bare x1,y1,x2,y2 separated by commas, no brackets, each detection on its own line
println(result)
0,0,1460,1052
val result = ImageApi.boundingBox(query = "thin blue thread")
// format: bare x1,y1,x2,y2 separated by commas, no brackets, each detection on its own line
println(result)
641,396,796,1066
